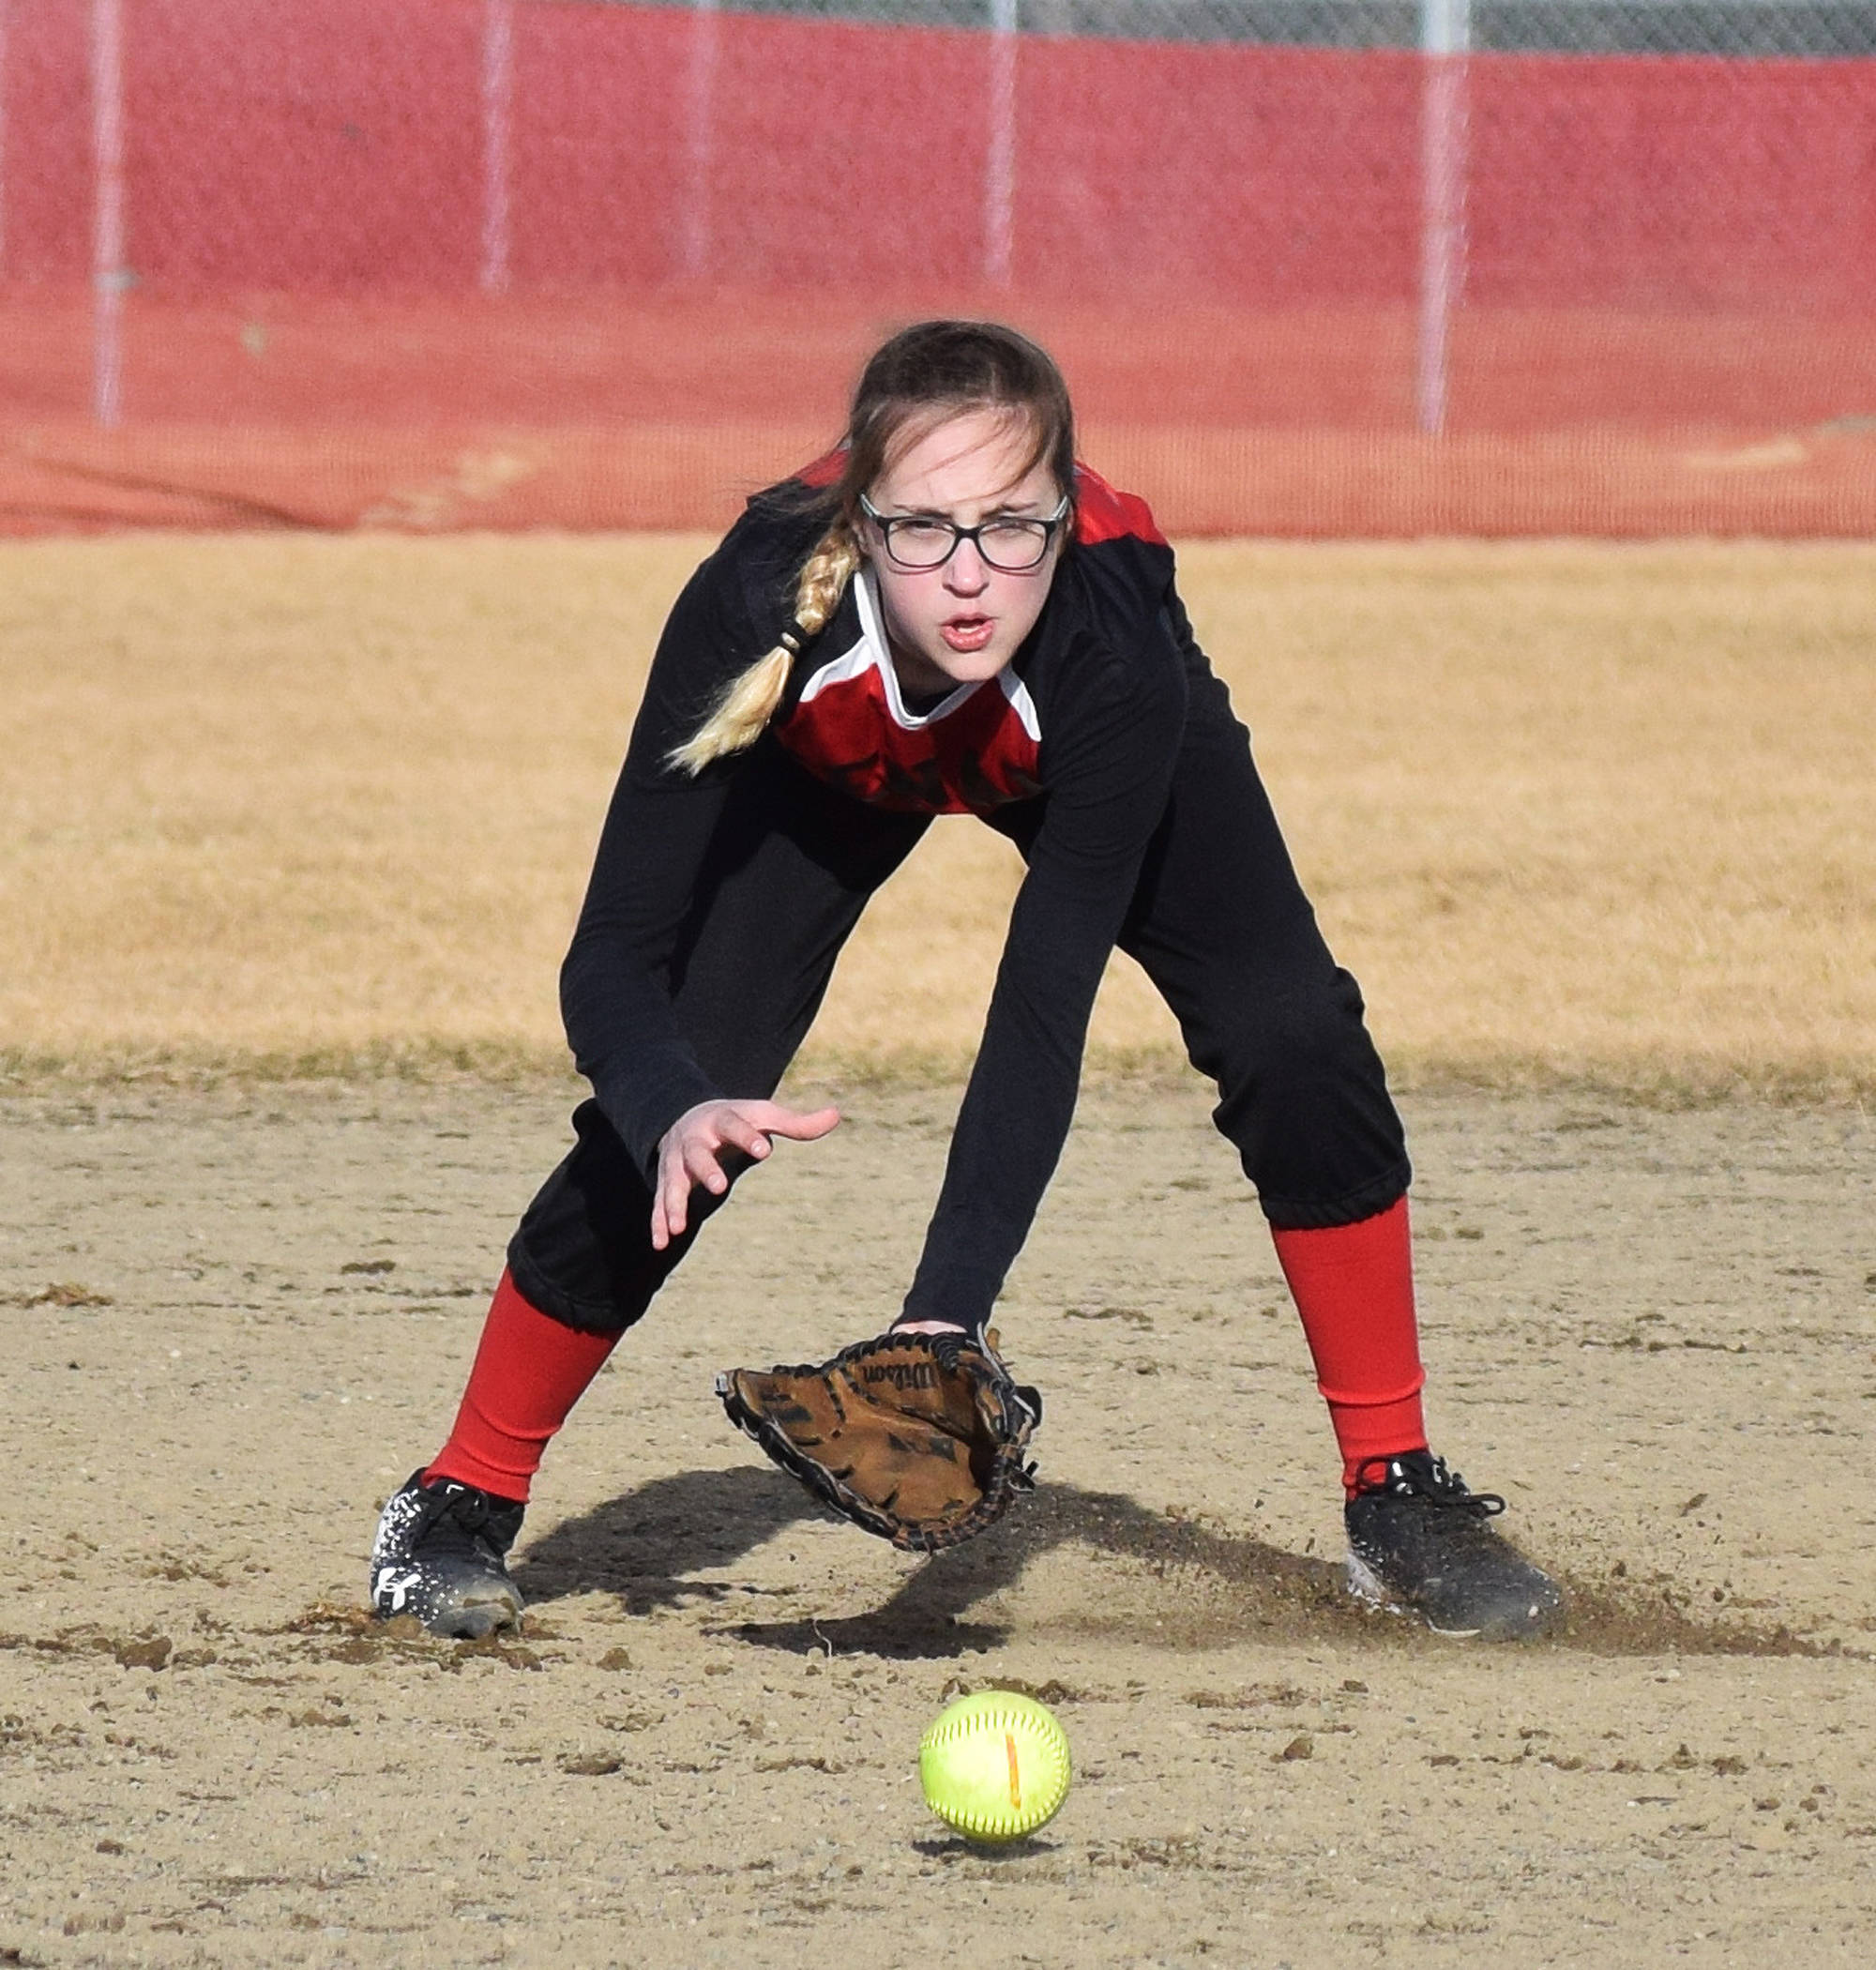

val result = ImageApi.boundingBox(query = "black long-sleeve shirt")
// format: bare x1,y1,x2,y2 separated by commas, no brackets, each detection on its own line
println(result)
560,464,1191,1325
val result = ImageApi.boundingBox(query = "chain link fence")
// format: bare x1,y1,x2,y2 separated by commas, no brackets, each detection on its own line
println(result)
0,0,1871,536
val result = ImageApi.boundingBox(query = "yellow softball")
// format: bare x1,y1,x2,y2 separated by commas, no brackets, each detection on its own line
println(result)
918,1690,1072,1843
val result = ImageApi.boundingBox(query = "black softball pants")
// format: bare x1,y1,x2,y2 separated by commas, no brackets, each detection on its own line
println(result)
508,670,1409,1336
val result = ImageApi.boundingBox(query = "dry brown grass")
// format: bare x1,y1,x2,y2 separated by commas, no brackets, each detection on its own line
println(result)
3,534,1871,1097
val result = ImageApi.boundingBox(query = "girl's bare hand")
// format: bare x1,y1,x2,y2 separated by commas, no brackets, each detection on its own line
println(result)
651,1099,841,1250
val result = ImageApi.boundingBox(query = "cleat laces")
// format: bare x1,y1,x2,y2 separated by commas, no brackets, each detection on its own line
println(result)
1352,1452,1505,1522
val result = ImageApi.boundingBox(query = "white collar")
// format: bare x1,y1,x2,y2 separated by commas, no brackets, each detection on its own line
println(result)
855,567,983,730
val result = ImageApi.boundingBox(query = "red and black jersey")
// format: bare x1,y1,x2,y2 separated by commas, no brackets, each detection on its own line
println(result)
771,572,1044,813
561,462,1195,1325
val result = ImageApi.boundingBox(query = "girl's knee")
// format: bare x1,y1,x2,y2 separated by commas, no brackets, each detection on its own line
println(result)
1199,967,1379,1098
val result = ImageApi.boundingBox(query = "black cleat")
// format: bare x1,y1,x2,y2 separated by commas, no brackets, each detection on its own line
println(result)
1344,1450,1563,1641
369,1470,526,1639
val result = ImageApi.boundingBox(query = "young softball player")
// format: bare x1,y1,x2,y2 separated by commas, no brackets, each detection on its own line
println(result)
369,320,1561,1642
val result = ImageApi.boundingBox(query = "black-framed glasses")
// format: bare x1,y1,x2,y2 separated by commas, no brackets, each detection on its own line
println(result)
859,493,1071,573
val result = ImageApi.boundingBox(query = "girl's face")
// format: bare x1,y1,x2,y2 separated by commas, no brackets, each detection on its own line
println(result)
857,407,1067,700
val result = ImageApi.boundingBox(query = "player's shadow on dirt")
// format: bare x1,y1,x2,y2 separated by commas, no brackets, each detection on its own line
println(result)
512,1463,1357,1655
735,1478,1369,1659
511,1464,809,1616
512,1463,1819,1659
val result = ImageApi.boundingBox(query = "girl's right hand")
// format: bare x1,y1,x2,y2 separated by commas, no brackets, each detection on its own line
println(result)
651,1098,841,1250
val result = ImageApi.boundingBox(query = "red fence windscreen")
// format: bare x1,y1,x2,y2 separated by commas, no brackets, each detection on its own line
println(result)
2,0,1872,535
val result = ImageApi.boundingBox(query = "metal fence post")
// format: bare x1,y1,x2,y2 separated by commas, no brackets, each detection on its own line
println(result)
681,0,719,279
480,0,514,295
986,0,1017,287
91,0,125,428
1417,0,1469,436
0,0,10,275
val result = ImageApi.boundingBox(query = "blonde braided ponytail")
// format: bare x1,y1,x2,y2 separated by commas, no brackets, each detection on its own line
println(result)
667,523,862,775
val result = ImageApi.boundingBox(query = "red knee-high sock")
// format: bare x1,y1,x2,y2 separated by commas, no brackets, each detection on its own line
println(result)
1270,1196,1428,1498
424,1269,618,1504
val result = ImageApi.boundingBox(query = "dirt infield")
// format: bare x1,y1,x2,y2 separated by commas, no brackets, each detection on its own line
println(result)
5,534,1871,1096
4,1073,1874,1965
